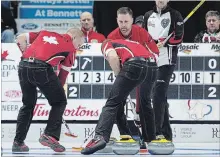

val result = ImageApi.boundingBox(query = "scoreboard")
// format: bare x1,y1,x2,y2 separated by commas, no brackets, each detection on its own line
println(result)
64,43,220,100
1,43,220,121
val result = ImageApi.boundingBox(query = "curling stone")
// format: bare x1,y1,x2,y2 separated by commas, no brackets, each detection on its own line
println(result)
96,137,117,153
112,135,139,155
148,136,175,155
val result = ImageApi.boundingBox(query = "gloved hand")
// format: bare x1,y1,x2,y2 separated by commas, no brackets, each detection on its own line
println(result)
167,36,182,46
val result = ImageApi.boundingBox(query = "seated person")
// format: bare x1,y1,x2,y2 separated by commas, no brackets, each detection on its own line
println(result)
1,1,17,43
80,11,105,43
194,10,220,43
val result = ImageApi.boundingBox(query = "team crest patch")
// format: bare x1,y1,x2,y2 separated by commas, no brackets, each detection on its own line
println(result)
161,18,170,28
91,39,98,43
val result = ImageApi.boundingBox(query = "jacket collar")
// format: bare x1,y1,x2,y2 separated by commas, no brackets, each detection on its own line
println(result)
153,5,171,14
81,27,93,36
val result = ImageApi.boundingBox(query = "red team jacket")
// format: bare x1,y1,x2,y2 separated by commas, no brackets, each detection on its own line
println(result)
21,30,76,86
101,39,156,64
107,25,159,57
81,28,106,43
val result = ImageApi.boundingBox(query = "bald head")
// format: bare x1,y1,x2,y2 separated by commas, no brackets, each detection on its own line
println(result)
80,12,93,19
66,28,84,48
67,28,84,37
80,12,94,31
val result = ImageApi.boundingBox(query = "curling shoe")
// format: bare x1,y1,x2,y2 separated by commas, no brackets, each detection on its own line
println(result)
81,135,106,155
39,134,65,152
12,141,29,152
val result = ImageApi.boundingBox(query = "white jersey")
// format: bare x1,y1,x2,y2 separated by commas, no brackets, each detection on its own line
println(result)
144,6,184,67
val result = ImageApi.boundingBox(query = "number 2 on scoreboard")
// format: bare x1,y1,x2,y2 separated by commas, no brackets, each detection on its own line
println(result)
68,86,78,98
208,87,217,98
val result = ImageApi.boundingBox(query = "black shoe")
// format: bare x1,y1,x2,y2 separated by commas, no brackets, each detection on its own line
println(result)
139,139,146,149
81,135,106,155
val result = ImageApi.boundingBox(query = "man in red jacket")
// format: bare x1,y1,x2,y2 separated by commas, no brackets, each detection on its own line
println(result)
81,39,158,155
107,7,159,146
12,28,84,153
80,11,106,43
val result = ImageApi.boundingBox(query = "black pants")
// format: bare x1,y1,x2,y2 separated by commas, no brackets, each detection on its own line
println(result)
116,101,131,135
152,65,175,141
115,67,157,142
136,64,157,142
14,61,67,143
95,59,157,142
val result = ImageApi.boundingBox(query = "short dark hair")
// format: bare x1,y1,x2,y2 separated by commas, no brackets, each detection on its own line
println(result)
135,15,144,24
117,7,133,17
205,10,220,20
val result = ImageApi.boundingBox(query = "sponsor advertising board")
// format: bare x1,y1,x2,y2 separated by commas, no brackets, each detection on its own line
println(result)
1,124,219,143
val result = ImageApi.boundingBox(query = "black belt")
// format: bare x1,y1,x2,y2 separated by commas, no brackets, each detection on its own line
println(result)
21,57,50,66
126,57,147,62
126,57,156,63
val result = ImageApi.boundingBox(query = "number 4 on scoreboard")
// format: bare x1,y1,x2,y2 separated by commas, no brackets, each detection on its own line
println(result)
108,73,115,82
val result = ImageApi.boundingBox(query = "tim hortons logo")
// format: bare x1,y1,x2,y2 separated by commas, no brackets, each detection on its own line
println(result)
33,104,99,117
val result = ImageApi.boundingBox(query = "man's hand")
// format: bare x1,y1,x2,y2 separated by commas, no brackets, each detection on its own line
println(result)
106,49,121,76
216,33,220,42
16,34,28,53
157,42,164,48
17,41,27,52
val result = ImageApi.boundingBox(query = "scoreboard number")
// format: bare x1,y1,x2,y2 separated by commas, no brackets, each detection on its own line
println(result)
80,72,92,84
95,72,101,82
208,58,217,69
105,72,116,84
180,72,191,83
208,87,216,98
68,72,80,83
71,58,78,70
69,86,78,97
67,85,78,98
92,72,104,84
170,73,176,83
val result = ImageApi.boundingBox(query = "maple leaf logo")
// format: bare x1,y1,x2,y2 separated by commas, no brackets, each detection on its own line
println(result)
43,36,59,45
1,50,9,61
